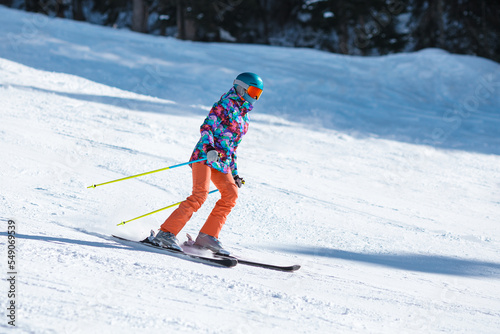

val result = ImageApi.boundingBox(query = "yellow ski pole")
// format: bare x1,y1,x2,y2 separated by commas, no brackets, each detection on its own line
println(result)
117,189,219,226
87,158,206,189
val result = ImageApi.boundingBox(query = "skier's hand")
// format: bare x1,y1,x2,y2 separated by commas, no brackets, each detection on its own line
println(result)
206,149,220,163
234,175,245,188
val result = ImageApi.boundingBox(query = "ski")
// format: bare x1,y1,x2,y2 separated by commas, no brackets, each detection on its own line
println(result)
217,255,301,272
184,234,301,272
112,232,237,268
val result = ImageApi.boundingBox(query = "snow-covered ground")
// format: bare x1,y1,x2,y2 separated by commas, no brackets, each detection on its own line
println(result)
1,6,500,333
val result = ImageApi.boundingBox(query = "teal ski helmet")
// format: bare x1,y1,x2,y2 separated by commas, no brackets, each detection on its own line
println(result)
233,72,263,104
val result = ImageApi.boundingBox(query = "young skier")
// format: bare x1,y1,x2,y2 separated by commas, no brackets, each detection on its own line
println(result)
152,72,264,255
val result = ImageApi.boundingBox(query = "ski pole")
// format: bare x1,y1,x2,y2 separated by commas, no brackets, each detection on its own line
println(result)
87,158,206,189
117,189,219,226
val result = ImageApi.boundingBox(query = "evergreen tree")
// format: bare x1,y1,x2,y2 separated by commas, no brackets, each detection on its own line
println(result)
168,0,302,44
23,0,68,17
409,0,447,50
4,0,499,63
445,0,500,62
300,0,408,55
92,0,130,27
409,0,500,62
72,0,85,21
24,0,44,13
150,0,177,36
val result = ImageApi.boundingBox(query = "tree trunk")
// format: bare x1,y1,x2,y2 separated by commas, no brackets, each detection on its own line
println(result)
132,0,148,33
176,0,186,39
25,0,42,12
56,0,65,18
436,0,445,48
72,0,85,21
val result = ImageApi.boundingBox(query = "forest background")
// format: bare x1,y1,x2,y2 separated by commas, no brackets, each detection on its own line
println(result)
1,0,499,63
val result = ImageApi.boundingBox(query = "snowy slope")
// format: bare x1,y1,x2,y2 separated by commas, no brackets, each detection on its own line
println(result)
1,6,500,333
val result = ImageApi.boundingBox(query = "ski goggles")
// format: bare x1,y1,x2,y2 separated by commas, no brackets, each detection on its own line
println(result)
246,85,263,100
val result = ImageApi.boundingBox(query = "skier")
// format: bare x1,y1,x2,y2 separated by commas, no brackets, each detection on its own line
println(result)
152,72,264,255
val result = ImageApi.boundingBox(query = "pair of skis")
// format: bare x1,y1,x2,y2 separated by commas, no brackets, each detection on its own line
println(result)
112,231,300,272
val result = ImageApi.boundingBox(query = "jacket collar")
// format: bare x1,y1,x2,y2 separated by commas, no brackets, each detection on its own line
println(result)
225,87,253,113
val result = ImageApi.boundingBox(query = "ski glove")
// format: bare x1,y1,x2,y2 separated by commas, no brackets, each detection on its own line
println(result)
206,148,220,163
234,175,245,188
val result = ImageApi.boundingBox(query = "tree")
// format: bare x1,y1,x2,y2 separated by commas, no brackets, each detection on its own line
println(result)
445,0,500,62
409,0,500,62
132,0,149,33
89,0,126,27
25,0,43,12
72,0,85,21
300,0,408,55
409,0,446,50
8,0,500,63
24,0,67,17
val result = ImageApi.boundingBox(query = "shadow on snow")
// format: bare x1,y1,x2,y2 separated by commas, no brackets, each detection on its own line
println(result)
279,246,500,278
4,84,207,117
1,232,125,250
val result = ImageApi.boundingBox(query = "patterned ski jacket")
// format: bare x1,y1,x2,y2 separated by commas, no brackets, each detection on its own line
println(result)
190,87,252,176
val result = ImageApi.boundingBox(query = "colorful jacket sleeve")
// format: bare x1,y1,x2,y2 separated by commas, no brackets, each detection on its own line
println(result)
230,149,238,177
199,105,223,150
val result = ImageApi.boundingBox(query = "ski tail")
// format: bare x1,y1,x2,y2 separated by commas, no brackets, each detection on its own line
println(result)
184,233,300,272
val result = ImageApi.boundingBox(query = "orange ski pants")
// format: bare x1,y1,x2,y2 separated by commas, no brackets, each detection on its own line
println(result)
160,162,238,238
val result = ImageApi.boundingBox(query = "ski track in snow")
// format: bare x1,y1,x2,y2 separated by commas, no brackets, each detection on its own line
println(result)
0,6,500,334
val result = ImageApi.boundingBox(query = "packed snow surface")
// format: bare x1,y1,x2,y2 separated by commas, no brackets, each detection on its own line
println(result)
1,6,500,333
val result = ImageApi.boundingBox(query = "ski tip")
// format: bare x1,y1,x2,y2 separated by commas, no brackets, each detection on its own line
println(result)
223,258,238,268
290,265,301,271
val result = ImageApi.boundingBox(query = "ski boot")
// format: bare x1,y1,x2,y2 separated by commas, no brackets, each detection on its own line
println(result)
193,232,230,256
151,230,182,252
